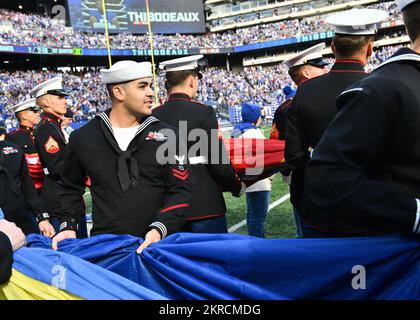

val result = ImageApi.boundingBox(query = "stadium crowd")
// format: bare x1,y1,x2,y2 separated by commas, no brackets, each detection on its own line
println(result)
0,2,401,49
0,44,403,128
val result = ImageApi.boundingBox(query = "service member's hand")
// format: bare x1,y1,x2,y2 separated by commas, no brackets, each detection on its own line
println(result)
39,220,56,238
52,230,76,251
136,229,162,254
0,220,26,251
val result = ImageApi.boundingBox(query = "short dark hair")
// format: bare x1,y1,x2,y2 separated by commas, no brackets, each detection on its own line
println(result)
165,70,197,92
332,34,375,57
106,84,116,100
106,82,129,101
288,65,306,85
403,1,420,43
288,64,319,85
16,111,24,122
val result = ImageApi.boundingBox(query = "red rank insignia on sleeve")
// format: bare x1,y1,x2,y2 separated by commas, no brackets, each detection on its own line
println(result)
172,168,189,181
44,136,60,154
173,154,189,180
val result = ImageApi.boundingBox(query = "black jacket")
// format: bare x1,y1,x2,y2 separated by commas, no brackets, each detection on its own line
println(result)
34,112,67,215
55,111,192,238
285,61,367,209
0,140,45,234
0,231,13,284
270,98,293,141
7,125,45,190
153,93,242,220
302,48,420,235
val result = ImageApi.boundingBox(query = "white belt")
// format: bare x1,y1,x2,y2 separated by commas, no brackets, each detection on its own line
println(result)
43,168,49,175
189,156,207,165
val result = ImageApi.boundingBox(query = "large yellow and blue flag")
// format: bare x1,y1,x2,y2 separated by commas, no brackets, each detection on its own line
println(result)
2,233,420,300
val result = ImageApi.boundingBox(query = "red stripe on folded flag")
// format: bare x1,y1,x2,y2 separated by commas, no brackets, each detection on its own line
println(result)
221,138,289,187
223,138,286,171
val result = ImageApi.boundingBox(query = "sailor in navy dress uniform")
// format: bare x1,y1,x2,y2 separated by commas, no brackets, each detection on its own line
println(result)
302,0,420,237
6,98,45,193
285,8,388,237
30,77,87,238
52,61,192,253
153,55,246,234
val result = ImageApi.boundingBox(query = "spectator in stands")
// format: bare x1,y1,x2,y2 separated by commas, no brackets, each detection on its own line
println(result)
0,2,402,49
0,45,407,128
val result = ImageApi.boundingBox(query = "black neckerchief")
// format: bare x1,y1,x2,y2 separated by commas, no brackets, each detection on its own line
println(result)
96,110,159,192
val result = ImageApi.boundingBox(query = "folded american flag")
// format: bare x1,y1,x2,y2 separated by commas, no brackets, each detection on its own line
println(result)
223,138,291,186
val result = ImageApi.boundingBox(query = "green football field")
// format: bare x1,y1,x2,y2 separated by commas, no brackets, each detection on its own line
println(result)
83,124,296,239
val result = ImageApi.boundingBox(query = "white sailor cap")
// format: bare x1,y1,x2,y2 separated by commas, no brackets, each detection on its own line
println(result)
100,60,153,85
326,8,389,36
159,55,204,79
396,0,419,10
7,98,41,114
30,77,69,99
284,43,329,69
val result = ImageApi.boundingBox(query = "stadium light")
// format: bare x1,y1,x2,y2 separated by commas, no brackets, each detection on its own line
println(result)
18,5,23,10
3,61,9,64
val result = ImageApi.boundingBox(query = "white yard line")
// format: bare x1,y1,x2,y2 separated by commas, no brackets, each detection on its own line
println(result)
228,193,290,233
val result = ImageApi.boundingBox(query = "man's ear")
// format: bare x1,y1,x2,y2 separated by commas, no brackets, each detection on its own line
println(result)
331,42,336,55
188,75,195,88
112,85,125,101
366,41,374,59
41,96,51,109
302,68,311,80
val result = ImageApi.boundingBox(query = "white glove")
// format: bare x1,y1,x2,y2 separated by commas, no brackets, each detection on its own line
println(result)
282,174,292,185
238,181,247,197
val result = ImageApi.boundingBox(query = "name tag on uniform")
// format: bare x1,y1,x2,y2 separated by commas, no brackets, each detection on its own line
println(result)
2,147,19,155
145,131,168,142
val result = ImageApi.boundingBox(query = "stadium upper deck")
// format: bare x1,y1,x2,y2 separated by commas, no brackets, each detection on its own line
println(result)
0,0,405,50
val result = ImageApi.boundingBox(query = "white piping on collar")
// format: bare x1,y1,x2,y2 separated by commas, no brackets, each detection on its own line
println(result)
376,54,420,70
98,112,159,138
